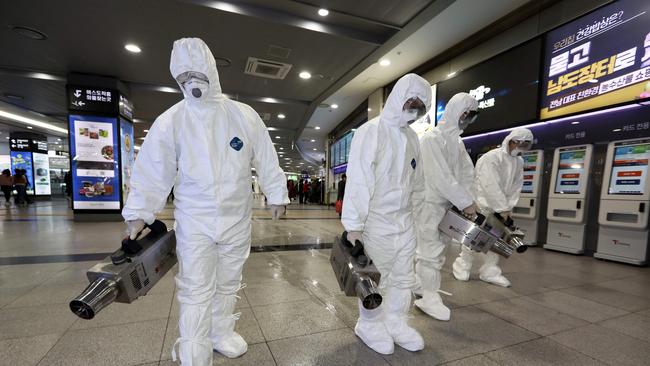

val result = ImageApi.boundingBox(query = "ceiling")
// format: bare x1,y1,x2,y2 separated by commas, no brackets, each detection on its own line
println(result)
0,0,528,175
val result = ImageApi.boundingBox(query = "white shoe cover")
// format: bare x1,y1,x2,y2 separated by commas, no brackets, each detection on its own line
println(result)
213,331,248,358
479,273,511,287
355,300,394,355
414,291,450,321
384,288,423,351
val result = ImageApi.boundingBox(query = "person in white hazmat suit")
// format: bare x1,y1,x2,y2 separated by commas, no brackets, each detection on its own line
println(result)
122,38,289,365
342,73,430,355
414,92,479,321
452,128,534,287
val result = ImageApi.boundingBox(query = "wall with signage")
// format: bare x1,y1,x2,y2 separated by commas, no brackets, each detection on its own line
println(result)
435,39,542,135
120,118,135,203
9,133,51,196
541,0,650,119
68,115,121,210
330,131,354,169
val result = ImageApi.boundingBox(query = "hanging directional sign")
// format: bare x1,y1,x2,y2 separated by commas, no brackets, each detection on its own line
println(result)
66,85,119,114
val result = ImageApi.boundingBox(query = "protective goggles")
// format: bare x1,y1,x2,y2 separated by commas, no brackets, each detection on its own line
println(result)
511,139,533,150
403,97,427,119
175,71,209,86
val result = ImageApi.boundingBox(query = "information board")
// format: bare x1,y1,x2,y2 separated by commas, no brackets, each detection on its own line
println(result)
32,152,51,195
10,151,34,195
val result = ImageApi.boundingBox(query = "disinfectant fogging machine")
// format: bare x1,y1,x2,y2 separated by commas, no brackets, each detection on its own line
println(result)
330,208,528,305
69,220,177,319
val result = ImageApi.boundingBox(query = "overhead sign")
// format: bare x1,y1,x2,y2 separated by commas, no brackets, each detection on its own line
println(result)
67,85,119,114
435,39,541,135
9,138,31,151
540,0,650,119
119,94,134,120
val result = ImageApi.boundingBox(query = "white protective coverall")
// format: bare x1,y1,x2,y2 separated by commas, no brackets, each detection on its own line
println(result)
452,128,533,287
415,93,478,321
122,38,288,365
342,73,430,355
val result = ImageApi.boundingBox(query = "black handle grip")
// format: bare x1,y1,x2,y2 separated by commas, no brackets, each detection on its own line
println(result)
121,220,168,255
350,240,365,258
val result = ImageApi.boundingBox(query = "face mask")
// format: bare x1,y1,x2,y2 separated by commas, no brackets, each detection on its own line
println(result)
510,148,525,157
184,79,209,99
458,110,479,131
400,110,420,127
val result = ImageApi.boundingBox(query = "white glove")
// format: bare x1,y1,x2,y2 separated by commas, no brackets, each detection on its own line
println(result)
500,211,511,219
462,203,479,219
270,205,286,220
126,219,145,240
347,231,363,246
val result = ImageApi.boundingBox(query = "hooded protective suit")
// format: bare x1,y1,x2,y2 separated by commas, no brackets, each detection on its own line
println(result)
122,38,288,365
415,93,478,321
452,128,533,287
342,73,430,354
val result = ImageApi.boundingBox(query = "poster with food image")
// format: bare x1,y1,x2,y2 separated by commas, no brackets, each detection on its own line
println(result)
32,152,51,195
120,118,135,204
73,119,115,177
69,115,121,210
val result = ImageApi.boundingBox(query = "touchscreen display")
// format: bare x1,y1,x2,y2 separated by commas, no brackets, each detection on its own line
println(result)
521,152,539,193
554,149,586,194
608,143,650,195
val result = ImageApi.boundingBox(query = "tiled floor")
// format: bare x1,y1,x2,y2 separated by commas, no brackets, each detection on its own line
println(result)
1,198,649,365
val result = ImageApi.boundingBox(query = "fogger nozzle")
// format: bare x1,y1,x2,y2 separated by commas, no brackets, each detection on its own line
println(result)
69,277,118,320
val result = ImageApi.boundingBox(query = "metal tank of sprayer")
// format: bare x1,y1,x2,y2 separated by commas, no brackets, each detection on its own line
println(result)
69,220,177,319
438,207,528,257
330,231,382,309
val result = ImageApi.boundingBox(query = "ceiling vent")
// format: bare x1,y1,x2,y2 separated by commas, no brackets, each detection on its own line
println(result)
245,57,292,80
267,45,292,59
258,112,271,122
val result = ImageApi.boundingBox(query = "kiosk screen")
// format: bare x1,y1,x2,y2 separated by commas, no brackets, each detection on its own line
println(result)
554,148,586,194
521,152,538,193
608,142,650,195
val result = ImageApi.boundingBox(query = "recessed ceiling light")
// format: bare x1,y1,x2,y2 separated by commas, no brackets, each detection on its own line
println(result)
284,158,291,160
125,44,142,53
11,26,47,40
275,136,281,139
367,108,372,112
5,137,9,140
3,93,24,100
379,59,391,67
447,71,457,78
299,71,312,79
331,104,339,109
214,57,232,67
57,138,62,141
351,128,357,132
571,121,580,125
318,8,329,16
139,137,146,140
279,147,284,150
143,129,149,133
26,126,33,129
314,126,320,130
310,139,315,142
313,148,317,151
278,114,286,119
612,128,622,132
588,79,598,83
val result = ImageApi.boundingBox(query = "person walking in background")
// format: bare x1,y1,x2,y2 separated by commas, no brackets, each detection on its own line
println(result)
303,179,310,204
298,179,304,204
0,169,13,207
335,174,346,216
12,169,28,205
64,171,72,208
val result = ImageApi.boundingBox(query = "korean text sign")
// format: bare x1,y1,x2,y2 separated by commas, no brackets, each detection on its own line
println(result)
541,0,650,119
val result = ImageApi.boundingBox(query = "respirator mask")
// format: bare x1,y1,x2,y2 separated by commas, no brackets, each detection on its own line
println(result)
400,97,427,127
459,109,479,131
176,71,210,99
510,139,532,156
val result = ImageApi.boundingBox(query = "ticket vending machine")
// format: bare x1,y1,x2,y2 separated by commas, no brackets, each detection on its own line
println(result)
512,150,545,245
544,144,594,254
595,138,650,265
